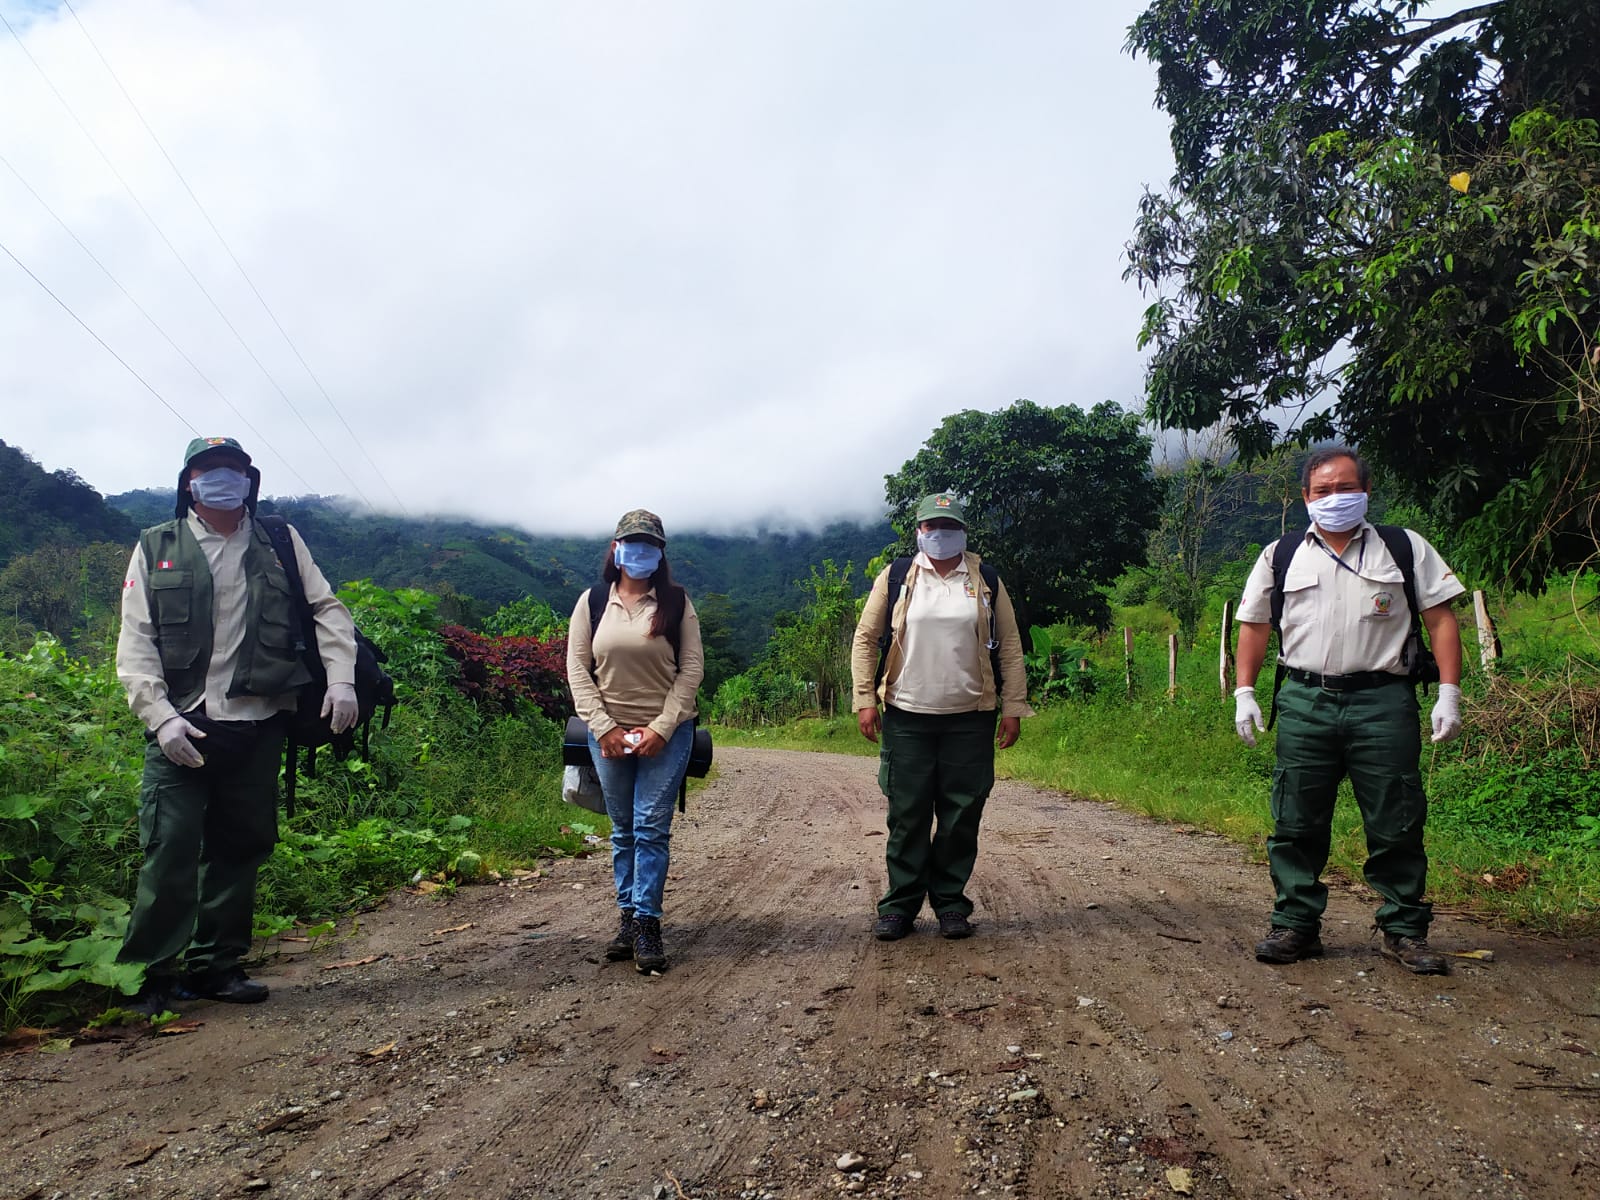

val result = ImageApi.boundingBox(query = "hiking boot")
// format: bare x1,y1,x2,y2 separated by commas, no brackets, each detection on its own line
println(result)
1379,932,1449,975
634,916,667,974
1254,926,1324,964
176,966,269,1004
605,910,637,962
126,981,178,1018
937,912,974,940
873,913,914,941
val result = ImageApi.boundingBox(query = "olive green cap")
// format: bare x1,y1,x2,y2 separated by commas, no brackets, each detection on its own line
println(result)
914,492,966,525
182,436,252,469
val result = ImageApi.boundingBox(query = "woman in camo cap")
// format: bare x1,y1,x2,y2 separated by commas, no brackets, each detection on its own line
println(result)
566,509,704,974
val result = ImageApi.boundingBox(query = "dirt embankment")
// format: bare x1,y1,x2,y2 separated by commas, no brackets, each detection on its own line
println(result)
4,746,1600,1200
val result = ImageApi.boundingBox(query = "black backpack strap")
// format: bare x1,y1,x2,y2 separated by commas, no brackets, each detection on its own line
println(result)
584,585,605,675
1374,524,1435,692
1374,524,1422,638
260,516,305,814
873,557,914,690
1264,534,1301,730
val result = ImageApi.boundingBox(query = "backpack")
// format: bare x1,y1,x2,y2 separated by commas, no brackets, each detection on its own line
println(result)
260,516,396,815
873,556,1003,692
578,582,705,813
1263,523,1439,728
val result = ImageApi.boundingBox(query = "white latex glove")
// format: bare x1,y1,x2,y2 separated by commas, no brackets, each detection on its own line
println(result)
1430,683,1462,743
321,682,360,734
1233,685,1265,747
156,715,206,768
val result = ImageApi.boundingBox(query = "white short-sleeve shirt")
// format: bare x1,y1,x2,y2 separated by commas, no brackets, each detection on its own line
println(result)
1237,523,1464,677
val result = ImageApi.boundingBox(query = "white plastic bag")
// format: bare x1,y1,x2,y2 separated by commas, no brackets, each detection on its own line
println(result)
562,763,606,814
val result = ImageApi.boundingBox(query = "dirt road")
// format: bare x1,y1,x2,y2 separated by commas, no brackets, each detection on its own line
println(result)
4,747,1600,1200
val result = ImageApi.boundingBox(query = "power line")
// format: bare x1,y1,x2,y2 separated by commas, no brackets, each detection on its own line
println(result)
1,235,197,436
0,9,377,510
0,151,314,493
61,0,411,515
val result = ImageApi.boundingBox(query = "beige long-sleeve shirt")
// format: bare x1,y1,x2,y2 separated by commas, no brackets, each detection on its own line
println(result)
117,512,357,733
850,551,1033,719
566,585,704,741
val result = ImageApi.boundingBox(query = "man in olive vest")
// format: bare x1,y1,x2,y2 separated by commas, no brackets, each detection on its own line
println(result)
116,436,358,1014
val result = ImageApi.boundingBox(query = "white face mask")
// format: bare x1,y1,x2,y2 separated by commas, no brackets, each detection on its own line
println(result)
1306,491,1369,532
917,528,967,561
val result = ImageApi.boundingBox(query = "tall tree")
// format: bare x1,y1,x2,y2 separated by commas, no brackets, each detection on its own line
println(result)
1127,0,1600,591
768,561,860,717
883,400,1160,629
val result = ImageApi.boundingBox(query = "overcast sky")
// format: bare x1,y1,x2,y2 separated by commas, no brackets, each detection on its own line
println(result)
1,0,1175,535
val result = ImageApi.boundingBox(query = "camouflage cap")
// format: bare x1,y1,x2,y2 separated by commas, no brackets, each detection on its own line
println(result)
614,508,666,544
182,436,252,469
914,492,966,526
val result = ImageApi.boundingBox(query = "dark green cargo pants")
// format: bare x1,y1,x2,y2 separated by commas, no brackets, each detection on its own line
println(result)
877,705,996,919
1269,679,1432,937
117,722,284,981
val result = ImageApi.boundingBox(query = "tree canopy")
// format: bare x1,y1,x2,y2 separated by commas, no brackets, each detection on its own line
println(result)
883,400,1160,629
1127,0,1600,590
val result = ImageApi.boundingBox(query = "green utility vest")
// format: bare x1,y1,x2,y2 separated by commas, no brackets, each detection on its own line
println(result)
139,517,313,712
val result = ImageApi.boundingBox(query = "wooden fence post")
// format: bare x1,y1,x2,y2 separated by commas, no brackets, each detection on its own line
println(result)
1168,634,1178,698
1220,599,1235,698
1124,627,1134,700
1472,590,1502,673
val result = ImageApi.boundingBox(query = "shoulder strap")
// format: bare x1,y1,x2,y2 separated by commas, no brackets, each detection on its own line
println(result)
259,515,313,644
873,557,914,688
1268,535,1300,634
1374,525,1422,633
1265,535,1300,730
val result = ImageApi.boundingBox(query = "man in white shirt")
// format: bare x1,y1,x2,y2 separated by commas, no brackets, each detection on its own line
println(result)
1233,448,1464,974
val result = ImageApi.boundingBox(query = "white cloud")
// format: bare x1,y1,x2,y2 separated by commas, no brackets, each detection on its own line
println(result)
1,0,1174,535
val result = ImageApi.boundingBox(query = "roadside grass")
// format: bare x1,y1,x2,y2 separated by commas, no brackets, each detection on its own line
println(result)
714,716,879,757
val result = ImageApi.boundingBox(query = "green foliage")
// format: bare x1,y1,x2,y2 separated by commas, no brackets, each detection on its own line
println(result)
693,592,746,702
884,400,1160,630
709,661,810,728
1127,0,1600,590
480,595,566,640
0,542,131,652
0,580,597,1033
1,637,148,1027
765,560,862,716
0,441,136,565
1024,626,1100,703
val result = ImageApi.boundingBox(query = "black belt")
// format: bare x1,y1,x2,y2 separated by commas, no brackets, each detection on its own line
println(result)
1284,668,1407,692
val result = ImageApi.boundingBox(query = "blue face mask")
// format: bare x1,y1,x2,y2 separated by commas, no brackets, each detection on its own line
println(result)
189,467,250,510
614,541,663,580
917,528,967,561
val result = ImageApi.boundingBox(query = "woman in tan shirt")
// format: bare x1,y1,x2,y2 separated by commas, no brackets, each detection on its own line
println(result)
566,509,704,973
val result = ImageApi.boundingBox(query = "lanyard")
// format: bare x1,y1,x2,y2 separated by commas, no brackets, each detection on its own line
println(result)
1312,530,1365,578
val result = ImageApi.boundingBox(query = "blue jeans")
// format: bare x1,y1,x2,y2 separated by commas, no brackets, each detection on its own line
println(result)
588,721,694,920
